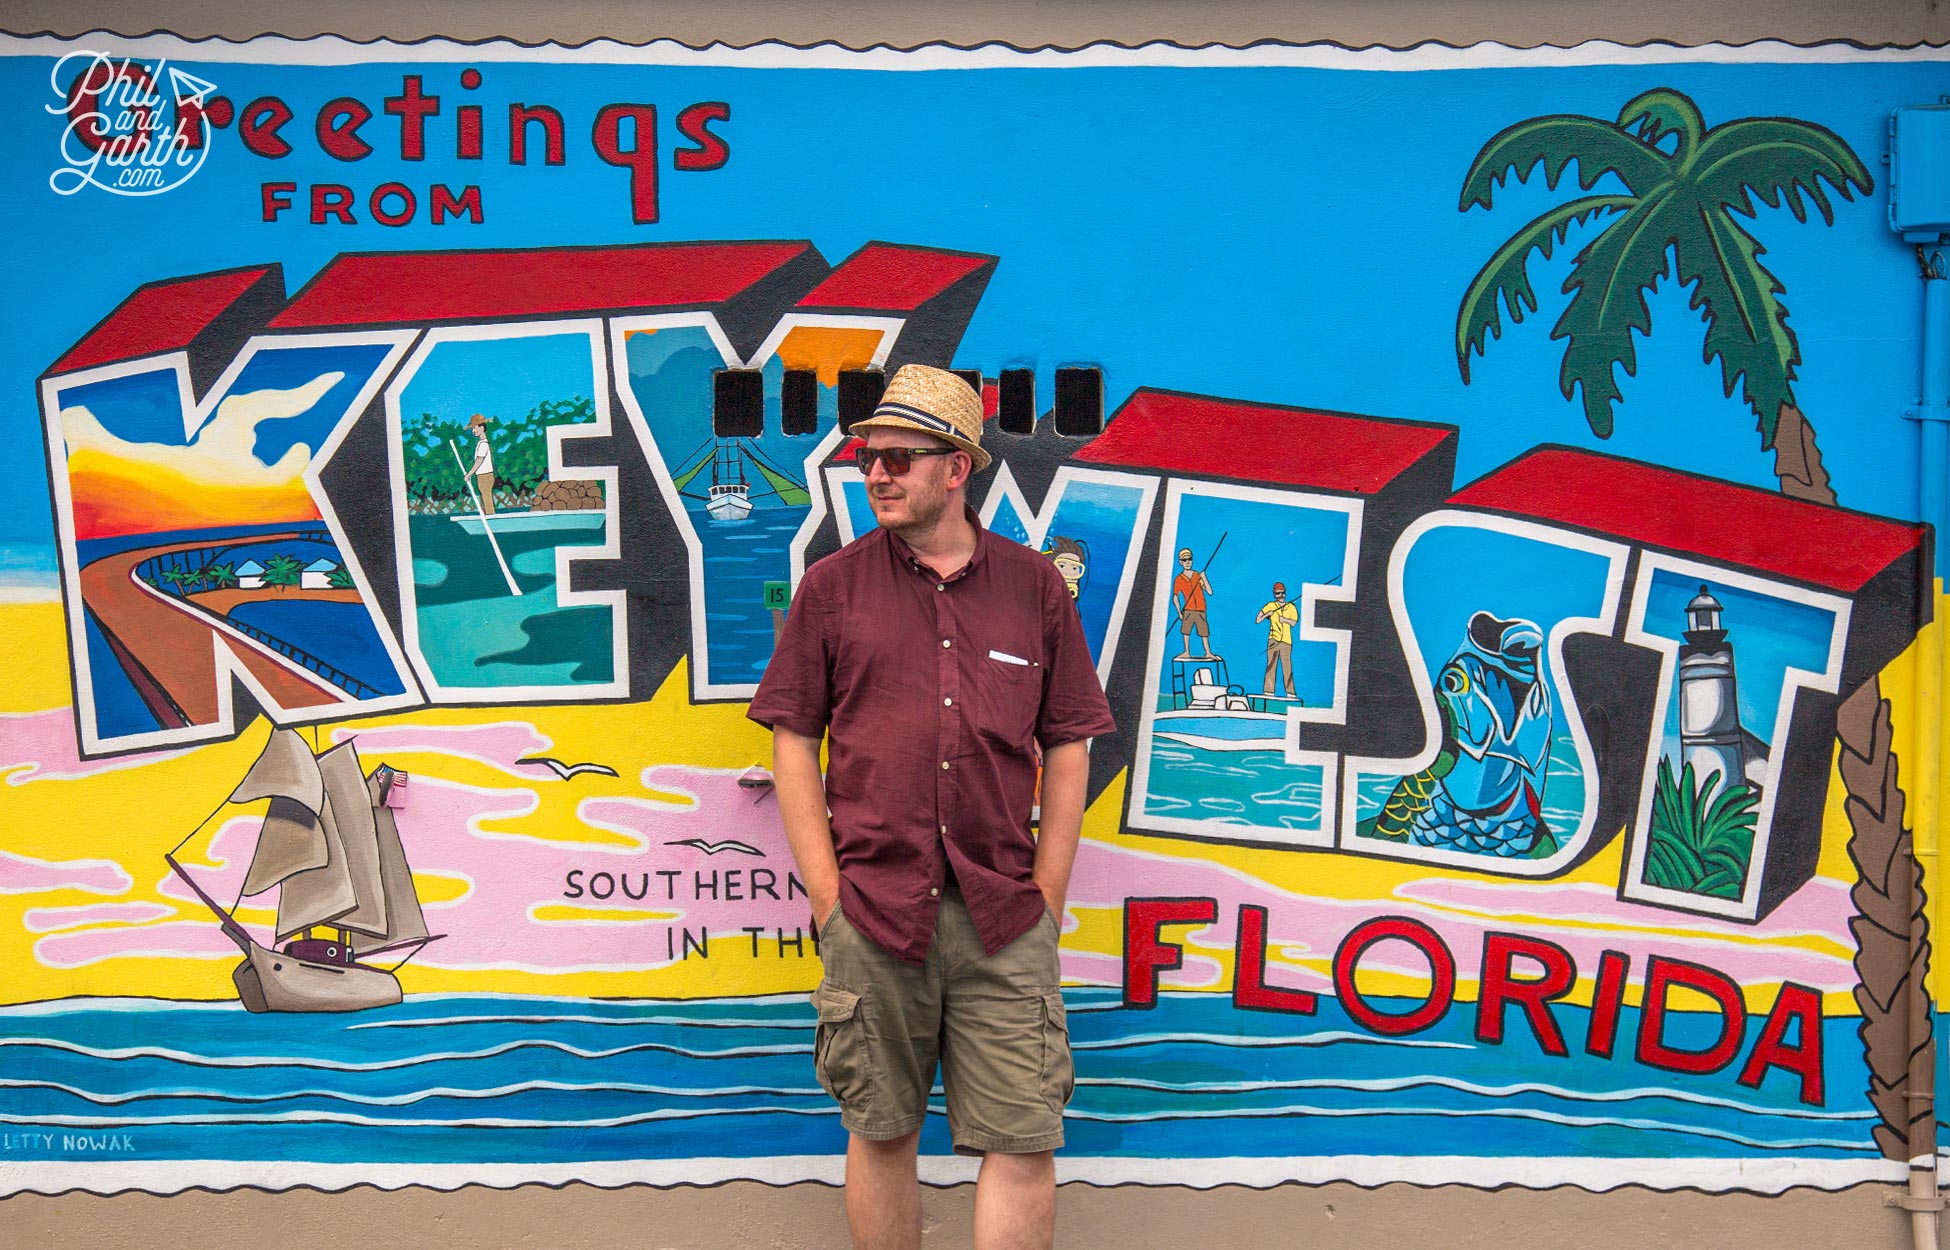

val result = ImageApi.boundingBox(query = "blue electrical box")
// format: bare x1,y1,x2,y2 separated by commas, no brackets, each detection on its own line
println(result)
1890,105,1950,242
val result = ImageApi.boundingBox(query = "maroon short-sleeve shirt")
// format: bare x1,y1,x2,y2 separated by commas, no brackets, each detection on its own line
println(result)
748,507,1115,965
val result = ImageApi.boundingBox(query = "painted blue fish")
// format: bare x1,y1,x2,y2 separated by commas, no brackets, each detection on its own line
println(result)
1376,611,1555,857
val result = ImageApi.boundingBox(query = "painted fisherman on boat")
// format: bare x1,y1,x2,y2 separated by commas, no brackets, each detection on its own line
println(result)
1256,581,1299,699
1172,547,1216,660
468,413,496,515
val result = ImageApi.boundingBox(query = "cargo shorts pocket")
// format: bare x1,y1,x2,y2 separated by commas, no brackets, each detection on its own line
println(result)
812,984,873,1113
1039,990,1074,1114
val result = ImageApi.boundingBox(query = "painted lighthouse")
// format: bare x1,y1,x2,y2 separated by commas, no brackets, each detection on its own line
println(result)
1676,584,1767,797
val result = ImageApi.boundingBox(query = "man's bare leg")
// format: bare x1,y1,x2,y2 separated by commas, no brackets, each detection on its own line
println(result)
846,1131,922,1250
972,1149,1055,1250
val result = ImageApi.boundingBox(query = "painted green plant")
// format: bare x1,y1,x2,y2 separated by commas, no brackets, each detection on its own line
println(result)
1455,88,1871,501
262,553,304,593
202,562,238,590
159,566,197,596
401,395,595,513
1644,757,1760,900
326,565,355,590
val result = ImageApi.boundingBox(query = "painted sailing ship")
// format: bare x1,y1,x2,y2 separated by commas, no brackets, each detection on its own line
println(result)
166,728,441,1013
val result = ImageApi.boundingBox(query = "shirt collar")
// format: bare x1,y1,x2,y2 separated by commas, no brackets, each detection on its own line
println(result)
885,505,988,582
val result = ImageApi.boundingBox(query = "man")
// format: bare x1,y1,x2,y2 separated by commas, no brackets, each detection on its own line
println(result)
749,364,1114,1250
466,413,496,515
1256,581,1299,700
1170,548,1215,660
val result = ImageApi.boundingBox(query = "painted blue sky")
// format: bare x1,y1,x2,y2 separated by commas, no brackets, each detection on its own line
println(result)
400,333,596,432
53,370,186,447
238,343,398,464
5,48,1946,568
1641,570,1841,748
1398,522,1620,716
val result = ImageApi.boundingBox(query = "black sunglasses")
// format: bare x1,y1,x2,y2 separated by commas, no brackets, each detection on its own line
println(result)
855,446,958,476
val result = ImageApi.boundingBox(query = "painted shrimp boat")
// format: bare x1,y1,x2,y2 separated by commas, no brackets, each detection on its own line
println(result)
166,728,441,1013
672,438,811,523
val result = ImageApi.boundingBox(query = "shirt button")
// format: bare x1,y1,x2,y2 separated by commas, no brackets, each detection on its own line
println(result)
942,639,952,648
929,887,940,897
943,697,953,707
941,761,951,770
940,825,947,834
937,583,945,592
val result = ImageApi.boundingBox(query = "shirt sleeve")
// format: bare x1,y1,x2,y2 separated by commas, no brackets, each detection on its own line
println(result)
1037,566,1116,748
747,565,835,740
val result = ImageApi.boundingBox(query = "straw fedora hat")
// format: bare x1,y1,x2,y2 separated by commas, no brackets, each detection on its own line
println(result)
851,364,990,472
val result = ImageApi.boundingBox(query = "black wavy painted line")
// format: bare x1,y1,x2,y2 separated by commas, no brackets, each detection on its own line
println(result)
1,29,1946,53
0,1176,1898,1200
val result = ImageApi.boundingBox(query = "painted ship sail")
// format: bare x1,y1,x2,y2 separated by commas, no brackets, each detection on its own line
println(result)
167,728,438,1013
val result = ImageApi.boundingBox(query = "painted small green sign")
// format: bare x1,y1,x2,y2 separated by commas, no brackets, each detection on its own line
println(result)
762,580,791,611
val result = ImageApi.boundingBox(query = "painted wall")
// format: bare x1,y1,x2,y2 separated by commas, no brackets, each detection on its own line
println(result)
0,17,1946,1240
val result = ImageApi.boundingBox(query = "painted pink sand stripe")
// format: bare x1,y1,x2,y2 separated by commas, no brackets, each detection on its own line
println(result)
24,902,174,932
35,921,242,968
0,708,188,786
0,849,132,896
1393,876,1854,943
327,721,556,778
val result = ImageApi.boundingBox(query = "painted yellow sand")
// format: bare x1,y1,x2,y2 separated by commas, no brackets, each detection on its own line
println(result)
530,904,682,923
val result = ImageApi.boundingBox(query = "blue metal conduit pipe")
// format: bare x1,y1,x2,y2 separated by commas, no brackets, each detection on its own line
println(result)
1891,102,1950,1250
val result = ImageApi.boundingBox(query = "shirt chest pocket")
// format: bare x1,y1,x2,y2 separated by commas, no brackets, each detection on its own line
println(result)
968,645,1043,748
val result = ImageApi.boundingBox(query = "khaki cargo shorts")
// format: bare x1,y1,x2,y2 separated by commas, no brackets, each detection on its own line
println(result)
810,889,1073,1155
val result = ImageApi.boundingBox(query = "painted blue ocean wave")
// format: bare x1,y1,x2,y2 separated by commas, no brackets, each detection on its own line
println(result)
0,990,1878,1163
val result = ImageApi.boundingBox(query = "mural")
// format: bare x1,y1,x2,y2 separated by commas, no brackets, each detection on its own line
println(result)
0,36,1944,1198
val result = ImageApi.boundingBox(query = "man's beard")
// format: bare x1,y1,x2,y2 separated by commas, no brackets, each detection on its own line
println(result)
876,470,950,538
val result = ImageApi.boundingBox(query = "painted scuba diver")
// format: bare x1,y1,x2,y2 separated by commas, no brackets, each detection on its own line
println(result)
1044,534,1087,601
1373,611,1556,857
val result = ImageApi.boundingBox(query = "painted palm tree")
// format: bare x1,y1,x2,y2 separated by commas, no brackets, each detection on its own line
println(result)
1455,87,1871,502
1455,88,1919,1163
203,562,238,590
262,554,304,593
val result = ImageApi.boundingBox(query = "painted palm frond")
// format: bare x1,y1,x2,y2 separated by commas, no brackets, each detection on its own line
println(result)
1691,119,1870,225
1616,88,1704,153
1679,210,1797,446
1552,184,1683,437
1455,87,1870,448
1458,113,1671,210
1455,194,1631,381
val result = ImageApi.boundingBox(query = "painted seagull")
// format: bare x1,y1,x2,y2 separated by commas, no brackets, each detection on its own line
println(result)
665,838,765,857
516,756,620,780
